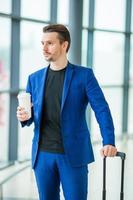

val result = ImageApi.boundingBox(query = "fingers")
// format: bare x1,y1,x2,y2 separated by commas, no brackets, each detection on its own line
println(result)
100,148,104,157
16,106,30,122
17,106,25,111
100,145,117,157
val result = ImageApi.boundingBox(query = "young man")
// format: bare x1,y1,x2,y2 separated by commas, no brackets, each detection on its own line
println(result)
17,24,117,200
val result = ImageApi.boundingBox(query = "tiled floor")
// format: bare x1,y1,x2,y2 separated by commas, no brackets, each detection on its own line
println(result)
1,137,133,200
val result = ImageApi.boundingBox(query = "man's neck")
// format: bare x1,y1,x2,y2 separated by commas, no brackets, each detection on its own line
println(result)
50,58,68,71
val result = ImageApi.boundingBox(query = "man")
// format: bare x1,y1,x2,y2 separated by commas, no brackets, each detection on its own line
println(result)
17,24,117,200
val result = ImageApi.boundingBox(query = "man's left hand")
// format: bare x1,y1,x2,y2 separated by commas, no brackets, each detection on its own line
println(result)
100,145,117,157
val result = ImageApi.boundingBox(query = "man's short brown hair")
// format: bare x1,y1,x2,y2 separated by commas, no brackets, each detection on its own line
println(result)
43,24,71,52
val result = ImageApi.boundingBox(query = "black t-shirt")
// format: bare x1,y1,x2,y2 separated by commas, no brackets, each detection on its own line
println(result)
39,66,67,153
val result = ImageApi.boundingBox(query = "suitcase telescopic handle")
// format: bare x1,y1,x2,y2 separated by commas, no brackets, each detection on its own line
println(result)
102,151,126,200
116,151,126,160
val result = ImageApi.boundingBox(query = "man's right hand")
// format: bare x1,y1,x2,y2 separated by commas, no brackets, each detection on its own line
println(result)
16,106,30,122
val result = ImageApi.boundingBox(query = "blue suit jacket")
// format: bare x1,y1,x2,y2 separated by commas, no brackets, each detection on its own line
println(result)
22,62,115,168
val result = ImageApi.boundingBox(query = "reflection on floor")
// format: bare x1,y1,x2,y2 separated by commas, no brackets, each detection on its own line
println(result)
0,137,133,200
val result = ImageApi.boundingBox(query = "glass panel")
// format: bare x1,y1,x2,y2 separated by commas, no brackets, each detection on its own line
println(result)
57,0,69,24
129,34,133,85
20,21,48,89
131,2,133,32
18,124,34,161
82,0,89,27
91,88,122,142
0,18,11,90
93,32,124,85
95,0,126,31
0,0,11,13
0,94,9,162
81,29,88,66
128,88,133,135
19,22,48,160
21,0,51,21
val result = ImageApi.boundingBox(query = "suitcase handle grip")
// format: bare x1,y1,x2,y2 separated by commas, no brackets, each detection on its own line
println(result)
116,151,126,160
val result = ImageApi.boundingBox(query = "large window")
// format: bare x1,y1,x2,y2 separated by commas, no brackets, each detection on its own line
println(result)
0,0,132,166
0,18,11,162
83,0,89,27
20,21,48,88
129,35,133,86
57,0,69,24
91,31,124,138
81,0,132,140
0,18,11,89
128,35,133,134
131,2,133,32
91,88,122,142
0,94,9,162
21,0,51,21
128,88,133,135
0,0,11,13
81,29,88,66
18,124,34,161
94,0,126,31
18,21,48,160
93,32,124,85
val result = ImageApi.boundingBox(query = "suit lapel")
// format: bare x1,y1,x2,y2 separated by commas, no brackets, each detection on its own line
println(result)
36,63,74,122
37,65,49,123
61,63,74,112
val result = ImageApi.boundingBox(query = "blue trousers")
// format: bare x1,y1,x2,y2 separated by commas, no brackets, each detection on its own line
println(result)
34,151,88,200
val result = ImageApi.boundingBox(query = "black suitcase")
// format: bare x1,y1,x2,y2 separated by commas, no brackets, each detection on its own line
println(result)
102,151,126,200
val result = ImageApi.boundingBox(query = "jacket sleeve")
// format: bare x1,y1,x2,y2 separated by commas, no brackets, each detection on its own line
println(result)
21,75,34,127
85,68,115,146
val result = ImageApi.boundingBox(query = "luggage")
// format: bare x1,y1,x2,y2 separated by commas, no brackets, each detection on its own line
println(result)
102,151,126,200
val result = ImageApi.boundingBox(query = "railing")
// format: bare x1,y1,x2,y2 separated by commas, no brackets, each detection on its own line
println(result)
0,162,30,199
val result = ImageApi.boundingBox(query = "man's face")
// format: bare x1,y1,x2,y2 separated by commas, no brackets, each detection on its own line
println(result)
41,32,67,62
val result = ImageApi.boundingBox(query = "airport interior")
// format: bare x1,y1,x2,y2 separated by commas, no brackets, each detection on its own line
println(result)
0,0,133,199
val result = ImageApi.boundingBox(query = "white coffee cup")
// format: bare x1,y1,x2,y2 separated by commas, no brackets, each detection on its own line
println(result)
17,92,31,119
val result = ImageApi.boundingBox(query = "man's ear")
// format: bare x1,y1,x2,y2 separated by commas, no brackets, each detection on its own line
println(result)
62,41,69,52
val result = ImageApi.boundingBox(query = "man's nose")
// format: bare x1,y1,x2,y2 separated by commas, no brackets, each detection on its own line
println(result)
43,44,48,51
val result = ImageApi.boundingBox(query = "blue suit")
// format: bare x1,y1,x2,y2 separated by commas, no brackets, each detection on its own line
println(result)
22,62,115,169
22,62,115,199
